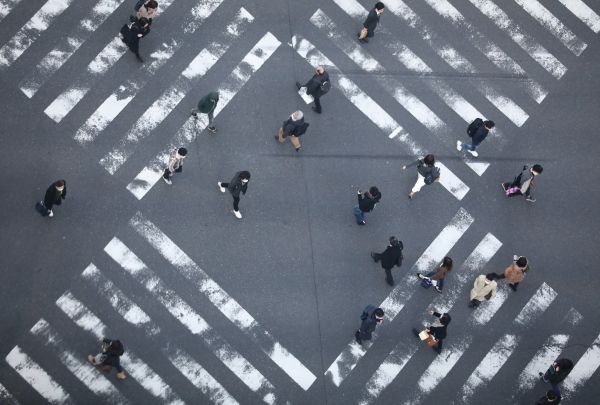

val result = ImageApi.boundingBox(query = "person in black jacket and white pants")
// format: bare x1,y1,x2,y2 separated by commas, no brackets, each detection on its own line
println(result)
371,236,403,286
402,154,440,199
218,171,251,219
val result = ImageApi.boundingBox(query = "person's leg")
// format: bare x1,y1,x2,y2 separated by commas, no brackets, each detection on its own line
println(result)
289,135,301,151
409,174,426,197
509,282,519,291
434,339,443,353
353,206,365,224
232,197,240,212
277,127,286,143
468,299,480,308
385,268,394,286
313,96,322,113
460,142,476,151
207,110,214,127
371,252,381,262
525,187,536,202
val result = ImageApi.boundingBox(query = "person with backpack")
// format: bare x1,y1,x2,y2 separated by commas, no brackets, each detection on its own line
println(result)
370,236,403,286
217,171,251,219
355,306,384,344
502,164,543,203
134,0,158,23
162,147,187,185
539,358,574,397
87,338,126,380
295,65,330,114
358,2,385,43
402,154,440,199
354,186,381,225
37,179,67,217
496,255,528,292
275,110,309,152
417,256,453,293
191,91,219,133
457,119,495,157
120,16,150,62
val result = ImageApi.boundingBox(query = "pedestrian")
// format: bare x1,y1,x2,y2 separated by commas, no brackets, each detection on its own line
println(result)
87,338,126,380
120,17,150,62
37,180,67,217
417,256,453,293
355,306,384,344
456,119,495,157
162,147,187,185
502,164,543,203
468,273,498,308
535,390,561,404
412,310,451,354
218,171,250,219
496,255,528,291
539,358,574,397
191,91,219,133
134,0,158,23
275,110,309,152
402,154,440,199
358,2,385,43
370,236,403,286
354,186,381,225
295,65,330,114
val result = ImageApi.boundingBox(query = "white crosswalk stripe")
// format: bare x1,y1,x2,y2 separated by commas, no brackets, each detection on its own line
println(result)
0,0,23,23
469,284,510,326
0,381,19,404
559,0,600,33
562,331,600,398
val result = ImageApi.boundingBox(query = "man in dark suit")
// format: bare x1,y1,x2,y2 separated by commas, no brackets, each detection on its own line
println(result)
295,65,330,113
371,236,403,286
358,2,385,43
355,306,385,344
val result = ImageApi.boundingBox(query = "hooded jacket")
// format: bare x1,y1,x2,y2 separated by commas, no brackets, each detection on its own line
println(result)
377,244,403,270
197,92,219,114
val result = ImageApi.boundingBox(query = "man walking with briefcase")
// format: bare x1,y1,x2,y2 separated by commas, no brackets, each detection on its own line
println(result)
358,2,385,44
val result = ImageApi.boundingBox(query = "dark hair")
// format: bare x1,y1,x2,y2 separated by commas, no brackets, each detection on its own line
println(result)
239,171,251,180
145,0,158,8
423,154,435,166
484,120,495,129
374,308,384,318
546,390,558,400
389,236,402,249
440,313,451,325
532,164,543,174
110,339,123,351
485,273,497,281
138,17,149,26
375,2,385,10
369,186,380,197
442,256,453,271
177,147,187,156
54,180,65,188
516,256,527,267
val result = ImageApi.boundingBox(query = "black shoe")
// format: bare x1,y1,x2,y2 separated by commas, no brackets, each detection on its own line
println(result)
386,279,394,287
468,301,476,308
355,330,363,344
295,81,302,90
509,284,518,291
312,106,321,114
433,346,442,355
207,126,217,133
359,38,369,43
295,147,301,152
357,220,366,226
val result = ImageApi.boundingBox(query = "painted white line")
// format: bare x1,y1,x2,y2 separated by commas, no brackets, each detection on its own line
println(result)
74,1,237,145
5,346,73,404
0,381,19,404
104,238,277,404
514,0,587,56
81,262,160,335
423,0,547,103
467,0,568,79
562,332,600,398
470,284,510,326
30,319,128,404
563,306,584,326
0,0,73,68
517,334,570,392
127,32,282,200
559,0,600,33
130,212,316,390
291,35,470,200
168,348,239,405
55,292,184,404
459,334,518,402
324,208,473,386
0,0,23,23
514,282,558,326
18,0,127,98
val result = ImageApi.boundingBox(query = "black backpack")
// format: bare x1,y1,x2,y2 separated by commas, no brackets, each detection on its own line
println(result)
467,118,483,137
320,80,331,94
294,122,310,136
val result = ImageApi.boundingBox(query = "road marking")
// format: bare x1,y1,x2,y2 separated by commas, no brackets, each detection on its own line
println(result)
104,237,278,404
127,32,281,200
0,381,18,404
0,0,23,22
559,0,600,33
469,284,509,325
514,282,558,326
562,331,600,398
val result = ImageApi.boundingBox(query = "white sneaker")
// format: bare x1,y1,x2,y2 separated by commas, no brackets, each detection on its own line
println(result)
217,182,226,193
456,140,462,151
233,210,242,219
48,210,54,217
163,176,172,185
467,149,479,157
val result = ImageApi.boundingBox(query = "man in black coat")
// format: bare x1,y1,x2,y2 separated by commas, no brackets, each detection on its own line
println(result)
358,2,385,43
371,236,403,286
355,306,384,344
295,65,329,114
412,310,450,354
40,179,67,217
120,17,150,62
457,119,495,157
539,358,573,397
218,171,251,219
354,186,381,225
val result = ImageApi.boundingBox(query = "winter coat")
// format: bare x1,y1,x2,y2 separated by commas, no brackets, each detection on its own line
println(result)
504,263,526,284
363,8,381,34
470,124,489,146
100,339,124,372
197,92,219,114
470,275,497,301
544,359,574,384
305,71,330,98
44,182,67,208
136,1,158,20
428,312,450,341
357,190,381,212
120,21,150,55
430,265,450,281
282,116,305,138
357,305,381,340
519,169,536,194
227,172,248,199
377,245,403,270
167,150,184,173
406,159,439,179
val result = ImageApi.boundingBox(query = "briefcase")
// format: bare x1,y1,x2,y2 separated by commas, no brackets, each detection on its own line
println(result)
35,201,48,216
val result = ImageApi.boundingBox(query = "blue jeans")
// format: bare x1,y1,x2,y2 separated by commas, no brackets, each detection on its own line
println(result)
353,206,366,224
426,271,444,290
460,142,477,151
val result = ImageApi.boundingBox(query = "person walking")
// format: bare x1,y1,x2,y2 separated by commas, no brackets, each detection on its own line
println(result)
355,306,384,344
354,186,381,225
502,164,543,203
120,17,150,62
457,119,495,157
134,0,158,23
218,171,250,219
539,358,574,397
417,256,453,293
191,91,219,133
295,65,330,114
469,273,498,308
37,180,67,217
358,2,385,43
275,110,309,152
370,236,403,286
402,154,440,199
412,310,451,354
162,147,187,185
87,338,126,380
496,255,528,291
535,390,561,404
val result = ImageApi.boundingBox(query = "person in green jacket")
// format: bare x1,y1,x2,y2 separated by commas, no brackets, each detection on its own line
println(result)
191,91,219,133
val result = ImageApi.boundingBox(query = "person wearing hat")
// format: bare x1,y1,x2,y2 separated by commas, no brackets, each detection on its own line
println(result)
355,305,384,344
162,147,187,185
218,171,251,219
191,91,219,133
39,179,67,217
417,256,453,293
354,186,382,225
469,273,498,308
496,255,528,291
412,310,451,354
370,236,403,286
535,389,561,404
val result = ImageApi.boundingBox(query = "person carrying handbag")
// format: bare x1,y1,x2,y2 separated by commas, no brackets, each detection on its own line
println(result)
412,310,451,354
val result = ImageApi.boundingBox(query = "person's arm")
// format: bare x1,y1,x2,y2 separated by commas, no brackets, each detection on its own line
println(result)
402,159,420,170
62,182,67,199
357,190,363,204
167,156,176,173
241,183,248,195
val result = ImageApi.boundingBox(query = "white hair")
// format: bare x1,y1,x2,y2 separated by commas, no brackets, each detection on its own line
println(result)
291,110,303,121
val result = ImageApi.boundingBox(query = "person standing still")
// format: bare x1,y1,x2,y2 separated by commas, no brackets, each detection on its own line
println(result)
402,154,440,199
38,180,67,217
218,171,250,219
354,186,381,225
457,119,495,157
355,306,384,344
371,236,403,286
191,91,219,133
496,255,528,291
358,2,385,43
275,110,309,152
503,164,543,203
295,65,330,114
162,147,187,185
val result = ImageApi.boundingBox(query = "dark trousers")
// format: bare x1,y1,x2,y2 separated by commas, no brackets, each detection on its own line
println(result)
313,96,322,113
220,183,240,211
372,253,394,285
433,338,443,352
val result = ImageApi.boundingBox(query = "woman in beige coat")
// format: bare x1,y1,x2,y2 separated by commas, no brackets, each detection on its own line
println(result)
469,273,497,308
497,256,528,291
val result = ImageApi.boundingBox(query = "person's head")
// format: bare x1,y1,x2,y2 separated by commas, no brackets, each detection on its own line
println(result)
389,236,402,249
442,256,453,271
423,154,435,166
374,308,384,322
484,120,495,130
145,0,158,9
110,339,123,352
516,256,527,268
546,390,559,401
485,273,497,283
532,164,543,175
439,313,451,325
209,91,219,101
315,65,325,75
176,147,187,158
138,17,149,27
54,180,65,191
291,110,303,121
368,186,380,199
375,2,385,13
239,171,251,184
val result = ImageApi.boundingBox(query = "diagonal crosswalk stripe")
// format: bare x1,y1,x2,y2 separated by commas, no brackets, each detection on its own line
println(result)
514,282,559,326
130,212,317,390
291,35,470,200
0,0,74,68
324,208,473,386
0,381,19,404
562,330,600,399
30,319,129,404
0,0,23,23
55,291,184,404
469,283,510,326
104,237,279,405
559,0,600,33
81,262,160,335
127,31,282,200
467,0,568,79
18,0,127,98
5,345,73,404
